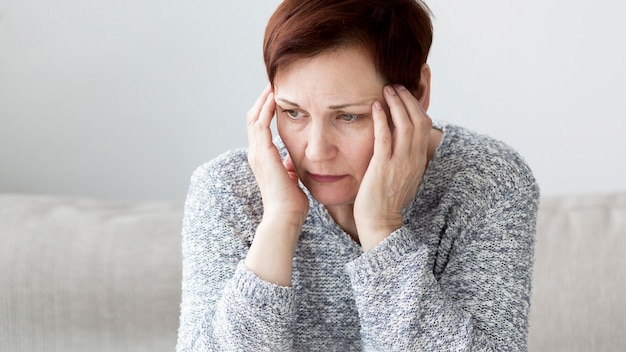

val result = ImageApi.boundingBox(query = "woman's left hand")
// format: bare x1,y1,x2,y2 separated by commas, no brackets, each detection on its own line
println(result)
353,84,432,252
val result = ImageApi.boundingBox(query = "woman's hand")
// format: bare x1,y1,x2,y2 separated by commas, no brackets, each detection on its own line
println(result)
245,85,309,286
353,85,432,252
247,85,309,227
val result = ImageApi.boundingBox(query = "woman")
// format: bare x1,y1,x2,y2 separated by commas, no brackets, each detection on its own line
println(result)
177,0,539,351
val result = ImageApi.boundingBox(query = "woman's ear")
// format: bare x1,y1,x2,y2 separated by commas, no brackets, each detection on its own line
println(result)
414,64,431,111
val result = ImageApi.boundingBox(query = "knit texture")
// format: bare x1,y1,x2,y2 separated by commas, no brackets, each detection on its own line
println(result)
176,121,539,351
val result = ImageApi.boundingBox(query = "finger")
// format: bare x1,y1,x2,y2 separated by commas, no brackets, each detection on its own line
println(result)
246,84,272,126
247,91,279,176
283,154,300,184
257,92,276,129
371,100,392,160
256,92,277,148
383,85,414,153
247,91,276,150
393,85,432,160
393,85,432,138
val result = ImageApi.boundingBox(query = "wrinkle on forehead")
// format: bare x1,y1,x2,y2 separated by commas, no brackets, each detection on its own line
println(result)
273,46,386,113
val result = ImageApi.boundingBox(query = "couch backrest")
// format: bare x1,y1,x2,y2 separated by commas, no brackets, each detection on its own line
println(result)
0,194,184,352
529,192,626,351
2,192,624,351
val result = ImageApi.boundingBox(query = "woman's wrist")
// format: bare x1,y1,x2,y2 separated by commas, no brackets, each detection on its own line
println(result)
244,217,302,286
261,211,306,235
356,216,403,252
358,228,397,252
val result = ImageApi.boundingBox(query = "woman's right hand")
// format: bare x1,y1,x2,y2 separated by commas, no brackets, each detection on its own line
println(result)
246,85,310,228
245,85,309,286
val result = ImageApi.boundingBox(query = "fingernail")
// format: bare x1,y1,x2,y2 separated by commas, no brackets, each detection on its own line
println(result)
385,85,396,96
373,101,383,111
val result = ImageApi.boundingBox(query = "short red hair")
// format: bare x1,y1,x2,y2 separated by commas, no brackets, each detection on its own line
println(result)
263,0,433,93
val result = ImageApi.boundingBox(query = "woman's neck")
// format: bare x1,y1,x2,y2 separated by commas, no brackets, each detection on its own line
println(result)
325,204,359,243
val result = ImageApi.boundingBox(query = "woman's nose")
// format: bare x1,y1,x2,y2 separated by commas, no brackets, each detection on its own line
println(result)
304,121,337,162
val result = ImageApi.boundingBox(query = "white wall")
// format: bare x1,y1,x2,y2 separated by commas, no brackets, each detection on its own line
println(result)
1,0,624,201
427,1,626,199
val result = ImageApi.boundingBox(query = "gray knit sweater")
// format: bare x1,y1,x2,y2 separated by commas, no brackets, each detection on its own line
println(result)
176,121,539,351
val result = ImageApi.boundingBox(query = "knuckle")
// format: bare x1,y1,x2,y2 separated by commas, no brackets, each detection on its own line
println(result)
378,134,392,145
246,111,256,126
252,120,265,132
395,119,413,132
414,114,432,131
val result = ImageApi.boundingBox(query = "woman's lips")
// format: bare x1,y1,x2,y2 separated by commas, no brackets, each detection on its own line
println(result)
307,173,348,183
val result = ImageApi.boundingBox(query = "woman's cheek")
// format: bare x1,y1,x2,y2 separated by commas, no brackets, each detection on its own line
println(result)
277,119,295,143
276,118,293,146
277,121,304,163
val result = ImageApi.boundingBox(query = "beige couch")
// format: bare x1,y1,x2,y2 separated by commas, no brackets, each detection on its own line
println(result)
0,192,624,351
0,195,183,352
529,192,626,351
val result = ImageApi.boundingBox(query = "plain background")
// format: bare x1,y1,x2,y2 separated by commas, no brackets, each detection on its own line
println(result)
1,0,625,201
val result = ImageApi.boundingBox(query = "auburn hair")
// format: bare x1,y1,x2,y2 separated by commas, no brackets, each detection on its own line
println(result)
263,0,433,93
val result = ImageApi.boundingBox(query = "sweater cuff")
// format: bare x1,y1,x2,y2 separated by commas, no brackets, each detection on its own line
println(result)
231,261,295,317
345,227,426,286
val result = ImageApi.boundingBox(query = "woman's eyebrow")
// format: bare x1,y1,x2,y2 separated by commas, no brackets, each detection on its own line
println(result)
275,97,373,110
327,100,372,110
275,97,301,107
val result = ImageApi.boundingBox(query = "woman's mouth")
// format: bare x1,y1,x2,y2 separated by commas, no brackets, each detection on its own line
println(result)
307,173,348,183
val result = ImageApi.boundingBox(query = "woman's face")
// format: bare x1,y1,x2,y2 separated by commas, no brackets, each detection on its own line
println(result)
274,46,386,208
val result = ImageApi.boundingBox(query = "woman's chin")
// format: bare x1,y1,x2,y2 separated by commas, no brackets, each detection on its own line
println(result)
308,187,356,208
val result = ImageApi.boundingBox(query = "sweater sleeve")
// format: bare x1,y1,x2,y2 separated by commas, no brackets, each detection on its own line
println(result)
176,155,296,352
345,179,539,351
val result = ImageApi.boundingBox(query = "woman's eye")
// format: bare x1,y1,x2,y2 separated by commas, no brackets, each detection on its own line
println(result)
283,109,303,119
338,114,361,122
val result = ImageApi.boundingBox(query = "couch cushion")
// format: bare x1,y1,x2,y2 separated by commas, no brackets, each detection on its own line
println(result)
529,192,626,351
0,194,183,352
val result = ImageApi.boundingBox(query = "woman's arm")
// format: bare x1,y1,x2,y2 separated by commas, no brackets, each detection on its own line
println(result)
244,86,309,287
176,157,298,352
351,83,538,349
347,179,539,351
177,86,310,351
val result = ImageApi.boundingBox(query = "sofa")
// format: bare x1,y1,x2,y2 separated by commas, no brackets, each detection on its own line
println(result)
0,195,184,352
0,192,624,351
